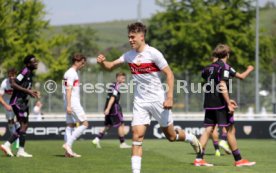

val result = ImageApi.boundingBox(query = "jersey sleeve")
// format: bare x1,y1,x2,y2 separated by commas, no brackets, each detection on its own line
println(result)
64,71,76,87
15,68,28,84
0,80,5,95
220,66,230,81
111,83,119,98
118,53,127,63
153,49,168,70
229,66,237,77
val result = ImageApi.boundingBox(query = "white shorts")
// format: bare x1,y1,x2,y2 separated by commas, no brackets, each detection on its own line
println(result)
65,101,87,124
132,101,173,127
5,110,15,120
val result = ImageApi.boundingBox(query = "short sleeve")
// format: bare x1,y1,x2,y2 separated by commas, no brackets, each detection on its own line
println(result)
118,53,126,63
229,67,237,77
152,49,168,70
111,83,120,97
220,67,230,81
65,74,75,87
15,68,28,84
64,70,76,87
0,81,5,95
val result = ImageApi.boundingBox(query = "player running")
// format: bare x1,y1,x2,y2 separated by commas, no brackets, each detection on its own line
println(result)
62,53,89,158
194,44,256,167
0,68,20,150
97,22,202,173
92,72,131,149
1,55,39,157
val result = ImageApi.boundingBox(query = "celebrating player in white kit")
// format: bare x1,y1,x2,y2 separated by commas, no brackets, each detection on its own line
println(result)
62,53,89,158
97,22,202,173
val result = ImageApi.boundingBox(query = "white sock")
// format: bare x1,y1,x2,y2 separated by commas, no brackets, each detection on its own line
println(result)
4,141,11,147
67,125,87,147
131,156,141,173
64,126,74,143
18,147,24,152
185,132,194,143
94,137,99,142
8,124,16,134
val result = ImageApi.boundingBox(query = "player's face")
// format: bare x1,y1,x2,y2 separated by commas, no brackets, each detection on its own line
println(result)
76,59,86,70
29,58,38,70
128,32,144,50
7,72,16,80
117,75,126,83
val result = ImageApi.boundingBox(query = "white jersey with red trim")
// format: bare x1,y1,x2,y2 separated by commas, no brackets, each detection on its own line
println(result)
62,67,80,102
119,45,168,103
0,78,13,103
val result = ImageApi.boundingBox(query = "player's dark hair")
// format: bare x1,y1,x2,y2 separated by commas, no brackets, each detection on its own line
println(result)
72,53,87,64
24,54,36,65
212,44,231,59
7,68,17,75
116,72,126,78
127,22,147,36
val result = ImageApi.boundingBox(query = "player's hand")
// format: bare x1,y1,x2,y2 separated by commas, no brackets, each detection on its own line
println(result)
227,103,236,114
4,104,12,111
247,65,254,72
28,90,39,98
97,54,106,64
66,106,73,115
230,99,238,108
163,97,173,110
104,109,110,115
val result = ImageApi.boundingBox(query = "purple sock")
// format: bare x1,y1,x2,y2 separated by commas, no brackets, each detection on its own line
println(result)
232,149,242,161
213,141,219,150
221,133,227,141
119,136,125,143
97,132,104,139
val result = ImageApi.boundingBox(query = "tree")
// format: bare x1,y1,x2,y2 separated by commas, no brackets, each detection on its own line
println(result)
0,0,72,81
149,0,273,73
62,25,99,57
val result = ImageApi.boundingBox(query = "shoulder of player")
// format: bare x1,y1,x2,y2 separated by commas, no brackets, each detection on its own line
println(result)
1,78,8,85
64,68,77,76
145,45,163,56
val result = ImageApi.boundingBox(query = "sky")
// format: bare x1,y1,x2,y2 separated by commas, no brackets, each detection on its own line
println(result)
43,0,275,26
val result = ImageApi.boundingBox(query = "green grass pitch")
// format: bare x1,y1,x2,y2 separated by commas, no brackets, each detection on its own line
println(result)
0,139,275,173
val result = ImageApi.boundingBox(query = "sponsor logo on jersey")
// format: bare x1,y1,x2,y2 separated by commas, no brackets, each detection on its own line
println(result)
129,63,160,74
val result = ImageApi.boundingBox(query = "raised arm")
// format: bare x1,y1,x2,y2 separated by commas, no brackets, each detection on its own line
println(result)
162,66,174,109
235,65,254,80
97,54,123,70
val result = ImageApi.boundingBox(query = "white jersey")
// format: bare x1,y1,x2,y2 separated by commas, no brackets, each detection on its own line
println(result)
0,78,13,103
118,45,168,103
62,68,80,103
